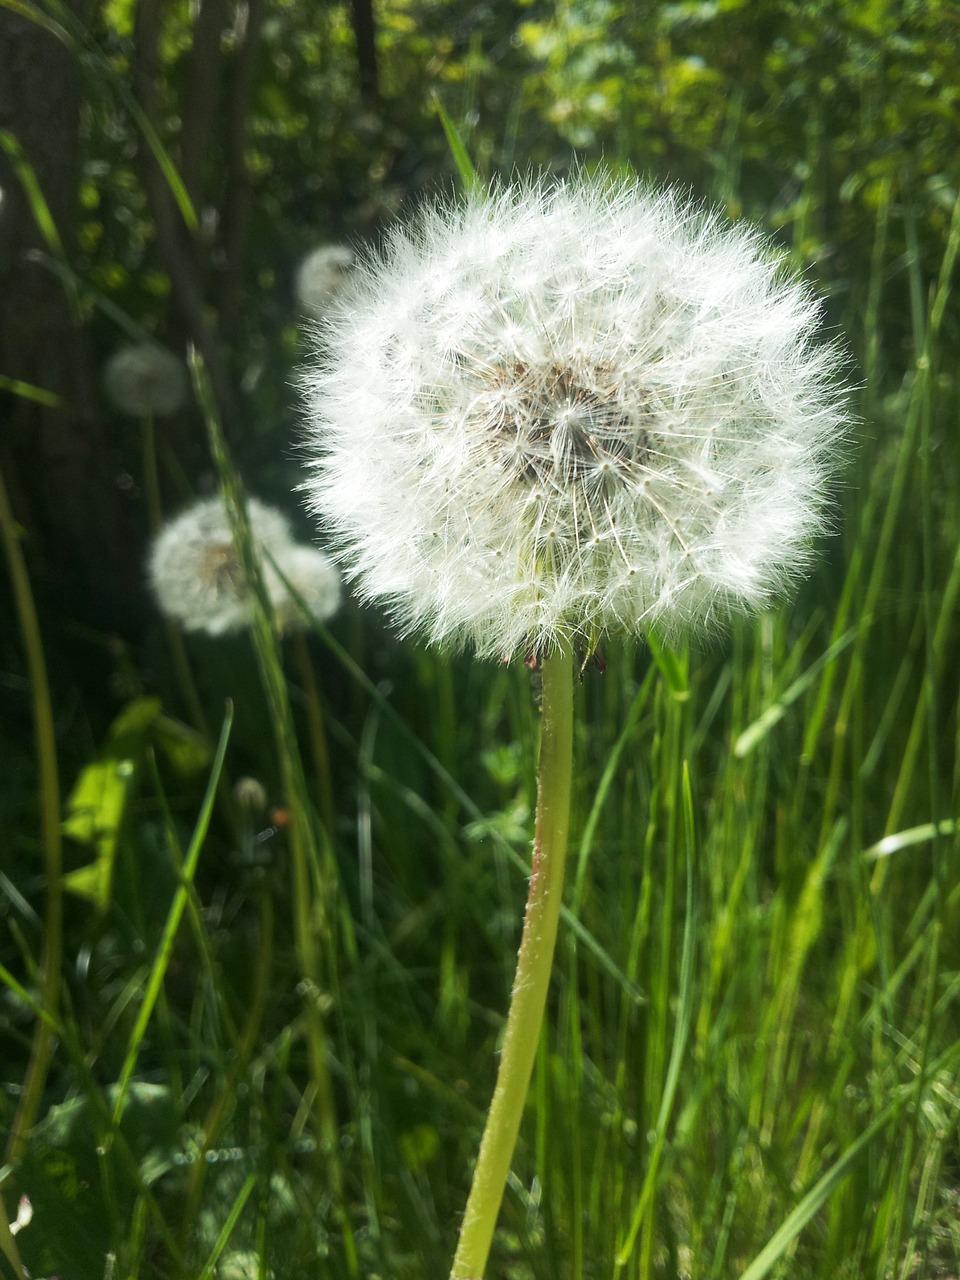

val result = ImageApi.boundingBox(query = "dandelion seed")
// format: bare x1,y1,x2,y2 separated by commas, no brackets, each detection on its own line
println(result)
301,173,846,660
295,244,355,317
103,342,188,417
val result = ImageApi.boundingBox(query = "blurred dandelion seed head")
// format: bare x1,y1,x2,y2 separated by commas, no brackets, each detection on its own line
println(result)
103,342,188,417
149,495,293,635
269,543,342,630
295,243,355,316
301,174,848,659
149,495,342,636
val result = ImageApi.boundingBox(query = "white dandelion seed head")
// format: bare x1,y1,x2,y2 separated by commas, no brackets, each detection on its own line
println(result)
103,342,188,417
295,244,356,316
148,495,296,636
301,174,848,660
268,543,342,630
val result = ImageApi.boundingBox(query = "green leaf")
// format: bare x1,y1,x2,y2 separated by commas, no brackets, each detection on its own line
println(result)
738,1104,897,1280
62,757,135,906
862,817,957,861
111,703,233,1125
0,1,72,45
60,697,164,907
153,714,211,775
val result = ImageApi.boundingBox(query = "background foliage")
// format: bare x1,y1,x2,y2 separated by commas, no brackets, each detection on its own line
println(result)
1,1,959,1278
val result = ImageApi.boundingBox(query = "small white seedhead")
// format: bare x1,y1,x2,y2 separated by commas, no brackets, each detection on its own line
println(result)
104,342,188,417
268,543,342,630
149,494,342,637
295,244,355,316
302,173,848,660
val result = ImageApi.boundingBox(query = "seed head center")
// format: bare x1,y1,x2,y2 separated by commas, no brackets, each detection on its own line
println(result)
489,360,652,487
200,542,244,594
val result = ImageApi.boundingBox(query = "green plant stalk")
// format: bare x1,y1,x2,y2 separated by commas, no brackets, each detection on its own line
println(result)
292,630,335,832
191,350,356,1271
449,646,574,1280
138,411,210,737
0,463,62,1164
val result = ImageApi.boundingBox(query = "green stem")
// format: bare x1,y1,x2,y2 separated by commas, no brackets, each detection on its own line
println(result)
292,630,335,832
193,352,355,1273
450,646,574,1280
0,463,62,1164
140,412,163,532
140,411,210,737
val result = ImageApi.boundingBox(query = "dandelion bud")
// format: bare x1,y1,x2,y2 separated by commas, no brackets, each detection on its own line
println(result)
294,244,355,317
10,1195,32,1237
104,342,188,417
234,776,268,813
302,174,847,660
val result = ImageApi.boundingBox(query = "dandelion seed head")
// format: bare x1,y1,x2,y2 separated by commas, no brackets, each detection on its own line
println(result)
148,495,295,636
103,342,188,417
295,244,355,316
301,174,848,659
268,544,342,630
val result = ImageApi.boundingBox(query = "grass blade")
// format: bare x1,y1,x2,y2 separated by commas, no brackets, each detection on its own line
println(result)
738,1105,898,1280
111,702,234,1126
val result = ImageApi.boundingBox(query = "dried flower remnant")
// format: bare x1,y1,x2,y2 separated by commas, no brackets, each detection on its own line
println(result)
295,244,355,316
302,175,846,660
103,342,188,417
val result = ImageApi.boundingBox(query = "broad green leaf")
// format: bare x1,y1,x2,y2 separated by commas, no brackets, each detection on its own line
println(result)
61,697,164,907
153,714,211,775
62,757,135,905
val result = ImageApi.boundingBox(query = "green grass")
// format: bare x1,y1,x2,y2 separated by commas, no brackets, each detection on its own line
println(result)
3,19,960,1280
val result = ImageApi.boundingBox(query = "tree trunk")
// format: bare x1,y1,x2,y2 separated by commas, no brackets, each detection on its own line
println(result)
0,4,143,632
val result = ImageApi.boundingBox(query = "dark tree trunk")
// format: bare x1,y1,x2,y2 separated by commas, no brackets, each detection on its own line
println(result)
350,0,379,103
0,3,143,632
133,0,238,436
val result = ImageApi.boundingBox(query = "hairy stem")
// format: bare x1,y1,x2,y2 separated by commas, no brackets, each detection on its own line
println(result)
450,646,574,1280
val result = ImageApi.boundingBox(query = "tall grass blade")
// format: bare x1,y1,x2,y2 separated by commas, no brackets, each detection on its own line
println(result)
616,760,699,1265
196,1173,257,1280
738,1105,898,1280
111,702,234,1126
433,94,482,195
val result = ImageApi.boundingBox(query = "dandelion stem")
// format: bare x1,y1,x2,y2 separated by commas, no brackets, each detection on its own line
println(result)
292,630,335,831
140,412,163,531
450,645,574,1280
